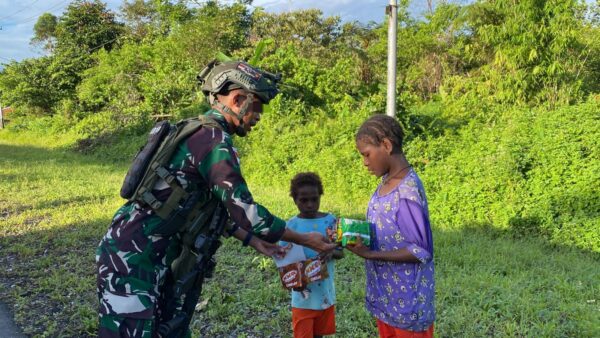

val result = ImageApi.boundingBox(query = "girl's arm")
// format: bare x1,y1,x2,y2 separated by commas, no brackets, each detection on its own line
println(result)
346,240,419,263
347,198,432,264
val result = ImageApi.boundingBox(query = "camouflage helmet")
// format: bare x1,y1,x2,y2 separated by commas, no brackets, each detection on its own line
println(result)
197,60,281,104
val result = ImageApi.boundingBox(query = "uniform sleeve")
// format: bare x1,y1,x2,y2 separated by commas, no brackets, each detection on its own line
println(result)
395,199,434,263
189,127,286,242
279,218,296,247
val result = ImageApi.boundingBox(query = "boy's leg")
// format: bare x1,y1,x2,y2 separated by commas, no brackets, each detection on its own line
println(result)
292,307,318,338
313,305,336,337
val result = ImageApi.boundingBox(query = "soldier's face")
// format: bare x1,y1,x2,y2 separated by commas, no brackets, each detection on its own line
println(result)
235,94,263,136
239,97,263,134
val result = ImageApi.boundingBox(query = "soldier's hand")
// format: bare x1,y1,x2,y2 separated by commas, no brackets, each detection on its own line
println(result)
302,232,337,254
280,228,336,254
319,251,334,262
249,237,287,258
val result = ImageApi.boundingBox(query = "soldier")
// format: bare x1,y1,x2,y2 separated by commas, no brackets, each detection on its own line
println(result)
96,60,336,337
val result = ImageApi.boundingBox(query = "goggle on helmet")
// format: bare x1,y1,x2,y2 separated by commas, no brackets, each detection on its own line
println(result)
197,60,281,104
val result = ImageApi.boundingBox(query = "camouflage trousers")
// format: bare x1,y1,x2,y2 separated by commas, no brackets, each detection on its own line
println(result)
96,204,184,337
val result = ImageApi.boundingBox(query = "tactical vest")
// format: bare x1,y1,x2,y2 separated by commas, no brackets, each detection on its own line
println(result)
121,115,222,219
119,113,229,273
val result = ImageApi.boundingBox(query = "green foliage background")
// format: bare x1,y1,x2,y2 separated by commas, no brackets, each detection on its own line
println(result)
1,0,599,336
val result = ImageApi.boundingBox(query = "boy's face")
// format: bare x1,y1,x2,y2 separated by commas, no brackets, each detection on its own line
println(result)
294,185,321,218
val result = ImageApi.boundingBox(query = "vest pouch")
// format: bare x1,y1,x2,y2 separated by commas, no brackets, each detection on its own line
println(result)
150,190,213,236
171,246,197,283
151,209,187,236
120,121,172,199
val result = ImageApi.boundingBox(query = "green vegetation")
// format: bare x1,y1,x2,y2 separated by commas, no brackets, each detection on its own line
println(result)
1,0,599,336
0,133,598,337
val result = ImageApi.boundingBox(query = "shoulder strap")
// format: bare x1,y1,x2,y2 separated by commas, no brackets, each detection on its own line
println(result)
134,115,224,219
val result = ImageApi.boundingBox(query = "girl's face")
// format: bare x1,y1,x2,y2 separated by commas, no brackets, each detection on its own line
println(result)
356,138,391,178
294,185,321,218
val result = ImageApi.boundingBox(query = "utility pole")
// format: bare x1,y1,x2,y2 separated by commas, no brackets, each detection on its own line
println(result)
386,0,398,117
0,97,3,129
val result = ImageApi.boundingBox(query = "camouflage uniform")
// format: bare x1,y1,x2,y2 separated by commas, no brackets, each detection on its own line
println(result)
96,110,286,337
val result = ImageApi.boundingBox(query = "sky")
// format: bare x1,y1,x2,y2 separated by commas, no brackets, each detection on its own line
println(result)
0,0,433,65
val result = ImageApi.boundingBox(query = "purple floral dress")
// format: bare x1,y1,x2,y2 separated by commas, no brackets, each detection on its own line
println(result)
365,169,435,331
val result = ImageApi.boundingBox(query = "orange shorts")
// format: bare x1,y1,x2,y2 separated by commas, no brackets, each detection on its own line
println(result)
376,319,434,338
292,306,336,338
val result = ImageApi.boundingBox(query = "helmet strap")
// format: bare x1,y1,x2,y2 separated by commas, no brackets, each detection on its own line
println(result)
237,93,255,121
213,93,255,136
213,101,238,119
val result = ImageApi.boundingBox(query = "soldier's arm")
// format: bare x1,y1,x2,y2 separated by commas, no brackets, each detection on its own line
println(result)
280,228,336,254
191,128,286,243
227,225,286,257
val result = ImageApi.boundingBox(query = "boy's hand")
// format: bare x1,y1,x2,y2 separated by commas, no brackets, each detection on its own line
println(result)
345,237,372,259
325,227,337,242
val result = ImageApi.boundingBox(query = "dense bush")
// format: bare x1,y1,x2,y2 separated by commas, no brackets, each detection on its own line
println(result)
238,97,600,253
406,99,599,251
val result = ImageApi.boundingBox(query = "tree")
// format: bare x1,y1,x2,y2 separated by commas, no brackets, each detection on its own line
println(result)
55,0,123,52
249,8,342,64
120,0,160,41
31,13,58,52
48,0,124,101
457,0,590,106
120,0,192,41
0,58,60,115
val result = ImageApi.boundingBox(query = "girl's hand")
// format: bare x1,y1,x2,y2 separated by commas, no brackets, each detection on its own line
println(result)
345,237,372,259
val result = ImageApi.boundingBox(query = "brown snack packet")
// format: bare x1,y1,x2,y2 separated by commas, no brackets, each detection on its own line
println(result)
278,262,304,289
302,258,329,283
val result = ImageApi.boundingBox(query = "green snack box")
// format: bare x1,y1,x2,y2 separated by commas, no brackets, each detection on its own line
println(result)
336,218,371,247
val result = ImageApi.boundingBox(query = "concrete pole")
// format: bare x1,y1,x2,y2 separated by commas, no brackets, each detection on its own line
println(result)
0,100,3,129
386,0,398,117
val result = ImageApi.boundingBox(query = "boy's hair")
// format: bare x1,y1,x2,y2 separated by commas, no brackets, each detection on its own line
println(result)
290,172,324,199
355,114,404,154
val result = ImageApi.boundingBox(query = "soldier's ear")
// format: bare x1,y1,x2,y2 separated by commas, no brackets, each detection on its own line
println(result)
231,92,245,107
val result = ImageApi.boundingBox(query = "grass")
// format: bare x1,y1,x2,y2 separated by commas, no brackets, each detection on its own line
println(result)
1,131,599,337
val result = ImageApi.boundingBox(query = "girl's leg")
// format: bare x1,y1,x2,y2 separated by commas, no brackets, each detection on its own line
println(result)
376,319,434,338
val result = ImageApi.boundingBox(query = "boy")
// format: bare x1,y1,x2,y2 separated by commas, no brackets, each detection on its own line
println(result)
281,172,343,338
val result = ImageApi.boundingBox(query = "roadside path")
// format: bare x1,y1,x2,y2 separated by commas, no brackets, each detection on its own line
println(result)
0,301,25,338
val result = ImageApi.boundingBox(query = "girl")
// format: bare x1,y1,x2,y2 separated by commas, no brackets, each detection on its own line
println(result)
346,115,435,338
